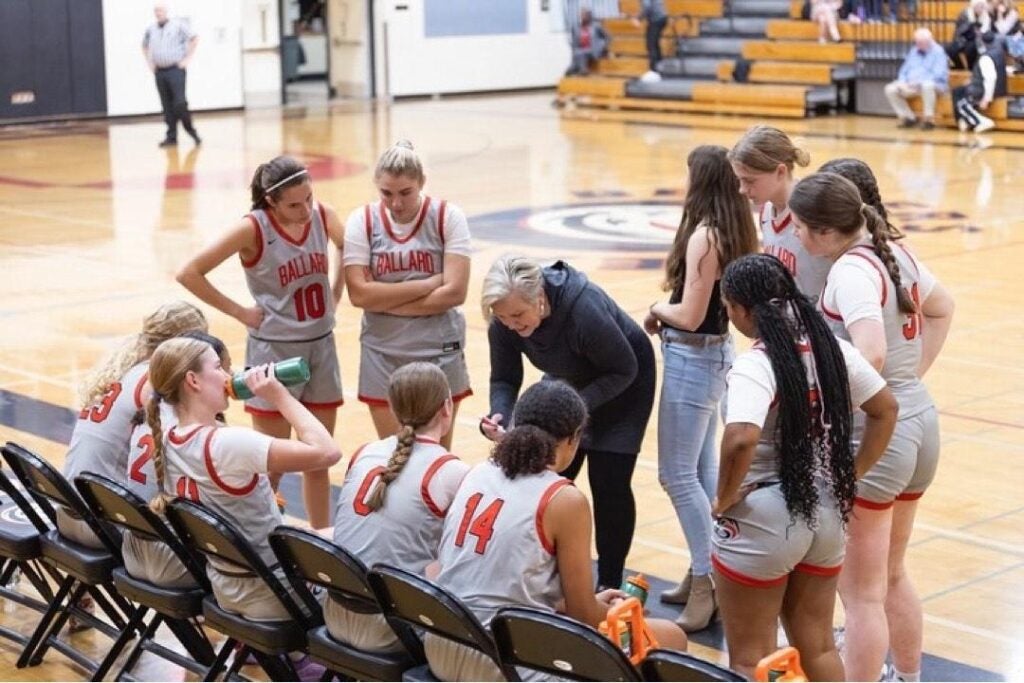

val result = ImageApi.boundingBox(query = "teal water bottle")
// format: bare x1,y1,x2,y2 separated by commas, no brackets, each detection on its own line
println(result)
226,357,310,400
620,573,650,607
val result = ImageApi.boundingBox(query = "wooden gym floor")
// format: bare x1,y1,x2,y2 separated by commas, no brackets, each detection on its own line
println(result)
0,93,1021,680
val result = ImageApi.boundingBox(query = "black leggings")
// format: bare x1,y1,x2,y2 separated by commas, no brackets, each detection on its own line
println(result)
560,448,639,588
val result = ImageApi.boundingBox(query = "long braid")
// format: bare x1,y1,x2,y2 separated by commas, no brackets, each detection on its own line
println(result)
722,254,855,524
863,205,916,315
367,425,416,511
819,157,904,240
146,395,170,515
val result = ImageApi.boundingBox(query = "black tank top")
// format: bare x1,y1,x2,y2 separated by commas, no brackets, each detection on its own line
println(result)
667,279,728,335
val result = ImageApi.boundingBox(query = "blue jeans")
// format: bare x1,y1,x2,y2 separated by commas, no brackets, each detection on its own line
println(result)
657,333,734,576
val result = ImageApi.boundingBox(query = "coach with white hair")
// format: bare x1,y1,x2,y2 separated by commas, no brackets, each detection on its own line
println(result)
884,27,949,130
143,2,201,147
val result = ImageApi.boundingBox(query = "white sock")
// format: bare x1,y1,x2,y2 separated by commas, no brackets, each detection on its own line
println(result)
893,669,920,682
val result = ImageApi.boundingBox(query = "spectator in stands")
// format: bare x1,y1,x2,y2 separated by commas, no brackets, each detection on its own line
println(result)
812,0,844,43
566,8,609,76
1006,23,1024,71
953,31,1008,132
884,28,949,129
632,0,668,82
993,0,1020,34
946,0,992,69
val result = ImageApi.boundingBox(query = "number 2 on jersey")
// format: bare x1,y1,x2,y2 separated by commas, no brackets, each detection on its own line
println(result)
129,433,155,484
293,283,326,322
454,492,505,555
901,283,923,340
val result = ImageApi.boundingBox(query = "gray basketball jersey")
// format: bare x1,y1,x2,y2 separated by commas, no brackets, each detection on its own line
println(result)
333,436,458,574
760,202,832,302
360,198,466,357
821,242,932,419
434,460,569,626
65,362,150,485
124,401,176,503
243,202,335,342
161,425,281,567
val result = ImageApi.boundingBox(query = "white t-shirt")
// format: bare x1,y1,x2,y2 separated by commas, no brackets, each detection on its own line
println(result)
726,337,887,427
820,255,937,327
342,197,472,267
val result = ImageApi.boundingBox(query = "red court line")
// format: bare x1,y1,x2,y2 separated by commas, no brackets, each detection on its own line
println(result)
939,410,1024,431
0,175,56,188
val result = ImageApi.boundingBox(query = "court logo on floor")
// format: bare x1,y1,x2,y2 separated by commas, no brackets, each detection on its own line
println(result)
470,201,681,252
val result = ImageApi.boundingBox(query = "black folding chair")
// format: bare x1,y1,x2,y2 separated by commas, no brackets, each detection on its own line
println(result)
75,472,225,680
640,648,745,682
0,442,134,677
166,498,316,682
368,564,514,681
270,525,425,681
491,606,642,682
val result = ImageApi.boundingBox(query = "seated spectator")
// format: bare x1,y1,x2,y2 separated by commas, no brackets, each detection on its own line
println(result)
953,31,1008,132
884,28,949,129
566,8,609,76
812,0,843,42
1006,22,1024,70
993,0,1020,34
947,0,992,69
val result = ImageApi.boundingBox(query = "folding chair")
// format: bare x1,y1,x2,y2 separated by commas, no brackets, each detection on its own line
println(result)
1,442,134,677
491,606,642,682
270,525,424,681
166,498,316,681
640,648,745,682
75,472,225,680
368,564,514,681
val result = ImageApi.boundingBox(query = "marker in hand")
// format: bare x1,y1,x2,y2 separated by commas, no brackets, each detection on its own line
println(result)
479,413,507,442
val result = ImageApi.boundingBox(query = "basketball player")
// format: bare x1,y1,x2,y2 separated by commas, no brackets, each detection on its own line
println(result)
60,301,208,548
326,362,468,652
713,254,897,681
729,125,831,300
425,381,687,681
176,155,345,528
790,173,955,682
344,140,472,450
122,331,231,588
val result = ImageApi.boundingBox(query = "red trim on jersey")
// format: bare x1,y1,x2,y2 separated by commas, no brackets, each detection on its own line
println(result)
712,554,787,588
421,454,459,518
766,204,792,235
854,496,894,510
848,248,888,307
438,199,447,245
363,204,372,244
894,242,921,278
820,284,845,322
204,429,259,496
240,215,264,268
536,479,573,555
357,394,390,407
380,196,431,245
317,201,328,239
168,425,204,445
267,208,312,247
896,491,924,502
345,443,369,475
244,405,284,417
133,371,150,410
415,436,441,445
301,399,344,410
452,388,473,403
794,561,842,577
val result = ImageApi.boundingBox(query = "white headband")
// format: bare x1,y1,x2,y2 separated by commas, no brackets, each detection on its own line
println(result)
265,169,308,194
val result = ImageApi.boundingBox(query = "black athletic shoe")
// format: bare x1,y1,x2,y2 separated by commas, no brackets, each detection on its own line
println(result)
158,138,178,147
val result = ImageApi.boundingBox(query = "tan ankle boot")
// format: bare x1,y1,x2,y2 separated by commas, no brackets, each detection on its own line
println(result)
675,573,716,632
659,567,693,605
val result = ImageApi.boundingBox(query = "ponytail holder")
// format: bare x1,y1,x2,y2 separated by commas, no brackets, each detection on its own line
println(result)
860,202,868,212
265,169,309,194
152,391,164,401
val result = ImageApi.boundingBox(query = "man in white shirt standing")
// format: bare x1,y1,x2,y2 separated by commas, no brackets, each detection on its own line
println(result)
142,3,201,147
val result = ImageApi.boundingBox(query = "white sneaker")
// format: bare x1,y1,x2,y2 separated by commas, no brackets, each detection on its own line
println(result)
974,116,995,133
640,70,662,83
958,119,970,132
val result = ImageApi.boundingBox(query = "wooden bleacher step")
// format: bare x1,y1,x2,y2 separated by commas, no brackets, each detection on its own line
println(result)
741,40,856,63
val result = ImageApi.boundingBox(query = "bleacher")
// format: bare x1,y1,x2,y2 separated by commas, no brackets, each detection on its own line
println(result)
557,0,1024,129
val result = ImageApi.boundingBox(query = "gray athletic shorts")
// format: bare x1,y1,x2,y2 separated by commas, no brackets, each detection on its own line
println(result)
712,482,845,587
855,405,940,509
209,565,307,622
55,507,105,549
357,346,472,406
423,633,558,682
244,332,343,415
121,531,198,589
322,596,403,653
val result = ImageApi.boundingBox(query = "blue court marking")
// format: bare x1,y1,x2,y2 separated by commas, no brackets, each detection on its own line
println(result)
0,388,1005,681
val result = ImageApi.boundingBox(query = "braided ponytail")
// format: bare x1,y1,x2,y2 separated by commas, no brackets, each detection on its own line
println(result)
818,157,904,241
367,426,416,511
146,394,170,515
863,204,917,315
